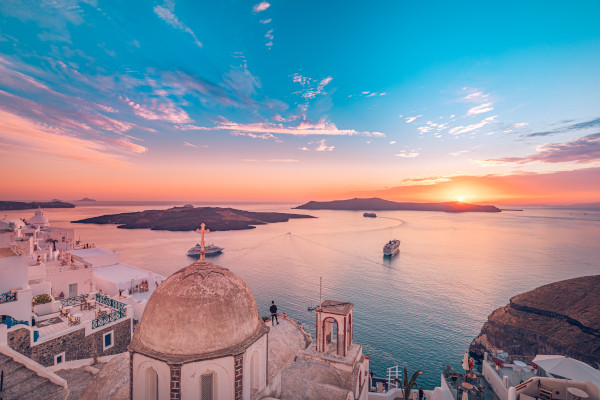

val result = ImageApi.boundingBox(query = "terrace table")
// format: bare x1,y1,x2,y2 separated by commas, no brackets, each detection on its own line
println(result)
86,299,96,309
462,383,474,390
567,387,589,400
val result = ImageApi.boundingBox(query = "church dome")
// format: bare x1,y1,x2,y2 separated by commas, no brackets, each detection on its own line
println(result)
132,260,265,358
28,208,50,227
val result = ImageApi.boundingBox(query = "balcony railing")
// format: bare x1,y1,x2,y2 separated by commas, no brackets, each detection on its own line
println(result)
95,293,126,313
92,310,125,330
60,294,88,307
0,292,17,304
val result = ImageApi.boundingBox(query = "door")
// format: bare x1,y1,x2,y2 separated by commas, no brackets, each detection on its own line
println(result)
68,283,77,298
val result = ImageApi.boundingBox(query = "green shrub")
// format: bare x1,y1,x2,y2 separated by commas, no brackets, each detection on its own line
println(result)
34,294,52,305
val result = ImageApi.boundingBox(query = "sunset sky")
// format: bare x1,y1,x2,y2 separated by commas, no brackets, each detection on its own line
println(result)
1,0,599,204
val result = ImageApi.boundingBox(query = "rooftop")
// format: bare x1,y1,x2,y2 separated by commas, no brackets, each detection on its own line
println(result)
319,300,353,315
69,248,116,258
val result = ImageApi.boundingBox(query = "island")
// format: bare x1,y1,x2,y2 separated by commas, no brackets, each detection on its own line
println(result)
72,206,315,231
295,197,501,213
469,275,600,367
0,201,76,210
78,197,96,201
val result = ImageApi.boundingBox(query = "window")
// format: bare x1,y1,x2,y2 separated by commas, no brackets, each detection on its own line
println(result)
201,373,214,400
103,330,114,350
54,352,65,365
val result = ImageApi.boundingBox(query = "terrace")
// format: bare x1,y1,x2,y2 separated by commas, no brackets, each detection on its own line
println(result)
35,293,127,340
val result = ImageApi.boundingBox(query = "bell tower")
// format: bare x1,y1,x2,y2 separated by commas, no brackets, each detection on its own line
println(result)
315,300,353,357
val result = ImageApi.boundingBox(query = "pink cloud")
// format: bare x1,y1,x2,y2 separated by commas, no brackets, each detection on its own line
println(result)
124,97,191,124
189,119,385,137
0,109,137,169
253,1,271,12
487,133,600,165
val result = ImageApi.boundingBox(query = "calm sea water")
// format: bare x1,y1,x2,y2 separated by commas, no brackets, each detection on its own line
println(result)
5,203,600,388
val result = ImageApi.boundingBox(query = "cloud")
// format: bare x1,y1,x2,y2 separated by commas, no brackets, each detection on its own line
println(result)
462,90,489,103
260,18,272,24
449,115,497,135
405,115,422,123
396,150,419,158
389,140,396,144
525,117,600,137
301,139,335,152
123,97,191,124
188,119,385,137
416,120,448,135
264,29,274,48
292,73,333,100
154,1,203,48
0,109,136,169
467,102,494,116
266,159,298,162
184,141,208,149
253,1,271,12
449,150,470,156
487,133,600,165
230,131,278,140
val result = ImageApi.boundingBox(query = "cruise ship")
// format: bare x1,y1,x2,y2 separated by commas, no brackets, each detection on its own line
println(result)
363,212,377,218
186,243,224,257
383,239,400,257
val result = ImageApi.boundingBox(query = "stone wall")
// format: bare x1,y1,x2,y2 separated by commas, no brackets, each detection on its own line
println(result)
7,318,131,367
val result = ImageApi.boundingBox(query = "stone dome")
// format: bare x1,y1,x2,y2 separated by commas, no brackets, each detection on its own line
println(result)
131,260,265,358
28,208,50,227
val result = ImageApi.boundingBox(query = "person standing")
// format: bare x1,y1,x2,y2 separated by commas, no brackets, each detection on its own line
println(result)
419,387,424,400
270,300,279,326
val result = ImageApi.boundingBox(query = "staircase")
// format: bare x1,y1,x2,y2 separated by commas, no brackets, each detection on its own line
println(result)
0,352,67,400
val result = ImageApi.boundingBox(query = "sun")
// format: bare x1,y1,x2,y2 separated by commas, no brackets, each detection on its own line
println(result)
457,196,466,202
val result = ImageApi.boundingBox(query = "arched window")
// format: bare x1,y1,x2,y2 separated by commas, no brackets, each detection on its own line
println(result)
200,372,215,400
250,351,259,391
145,367,158,400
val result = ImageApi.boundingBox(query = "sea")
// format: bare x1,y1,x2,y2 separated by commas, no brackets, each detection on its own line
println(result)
4,202,600,388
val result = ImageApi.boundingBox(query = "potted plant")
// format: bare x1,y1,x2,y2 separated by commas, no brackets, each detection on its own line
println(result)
393,367,423,400
33,293,54,316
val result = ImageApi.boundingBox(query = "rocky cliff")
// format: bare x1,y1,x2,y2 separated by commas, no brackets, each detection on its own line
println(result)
469,275,600,367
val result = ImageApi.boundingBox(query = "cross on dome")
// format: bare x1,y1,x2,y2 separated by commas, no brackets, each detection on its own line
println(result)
195,223,210,261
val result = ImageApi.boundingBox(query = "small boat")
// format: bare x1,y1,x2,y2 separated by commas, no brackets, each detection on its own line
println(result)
187,244,224,257
307,306,316,311
363,212,377,218
383,239,400,257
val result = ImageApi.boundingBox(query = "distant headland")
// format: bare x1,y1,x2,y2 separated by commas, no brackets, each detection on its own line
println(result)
295,197,501,213
469,275,600,367
77,197,96,202
0,201,76,210
72,206,315,231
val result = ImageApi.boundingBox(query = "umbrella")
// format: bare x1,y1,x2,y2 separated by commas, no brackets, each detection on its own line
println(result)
532,355,600,387
462,352,470,371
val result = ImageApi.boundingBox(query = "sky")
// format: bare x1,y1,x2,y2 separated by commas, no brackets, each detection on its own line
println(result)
0,0,599,204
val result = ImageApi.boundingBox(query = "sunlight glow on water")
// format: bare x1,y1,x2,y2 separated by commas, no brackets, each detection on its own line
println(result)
6,203,600,388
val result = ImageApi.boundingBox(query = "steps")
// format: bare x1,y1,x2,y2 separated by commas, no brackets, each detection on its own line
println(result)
0,352,67,400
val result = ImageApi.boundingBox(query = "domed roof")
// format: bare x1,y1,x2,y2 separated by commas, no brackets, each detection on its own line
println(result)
131,260,266,360
28,208,50,227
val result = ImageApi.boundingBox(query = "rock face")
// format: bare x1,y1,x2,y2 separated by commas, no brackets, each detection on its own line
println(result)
0,200,76,210
73,206,315,231
469,275,600,367
295,197,501,213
